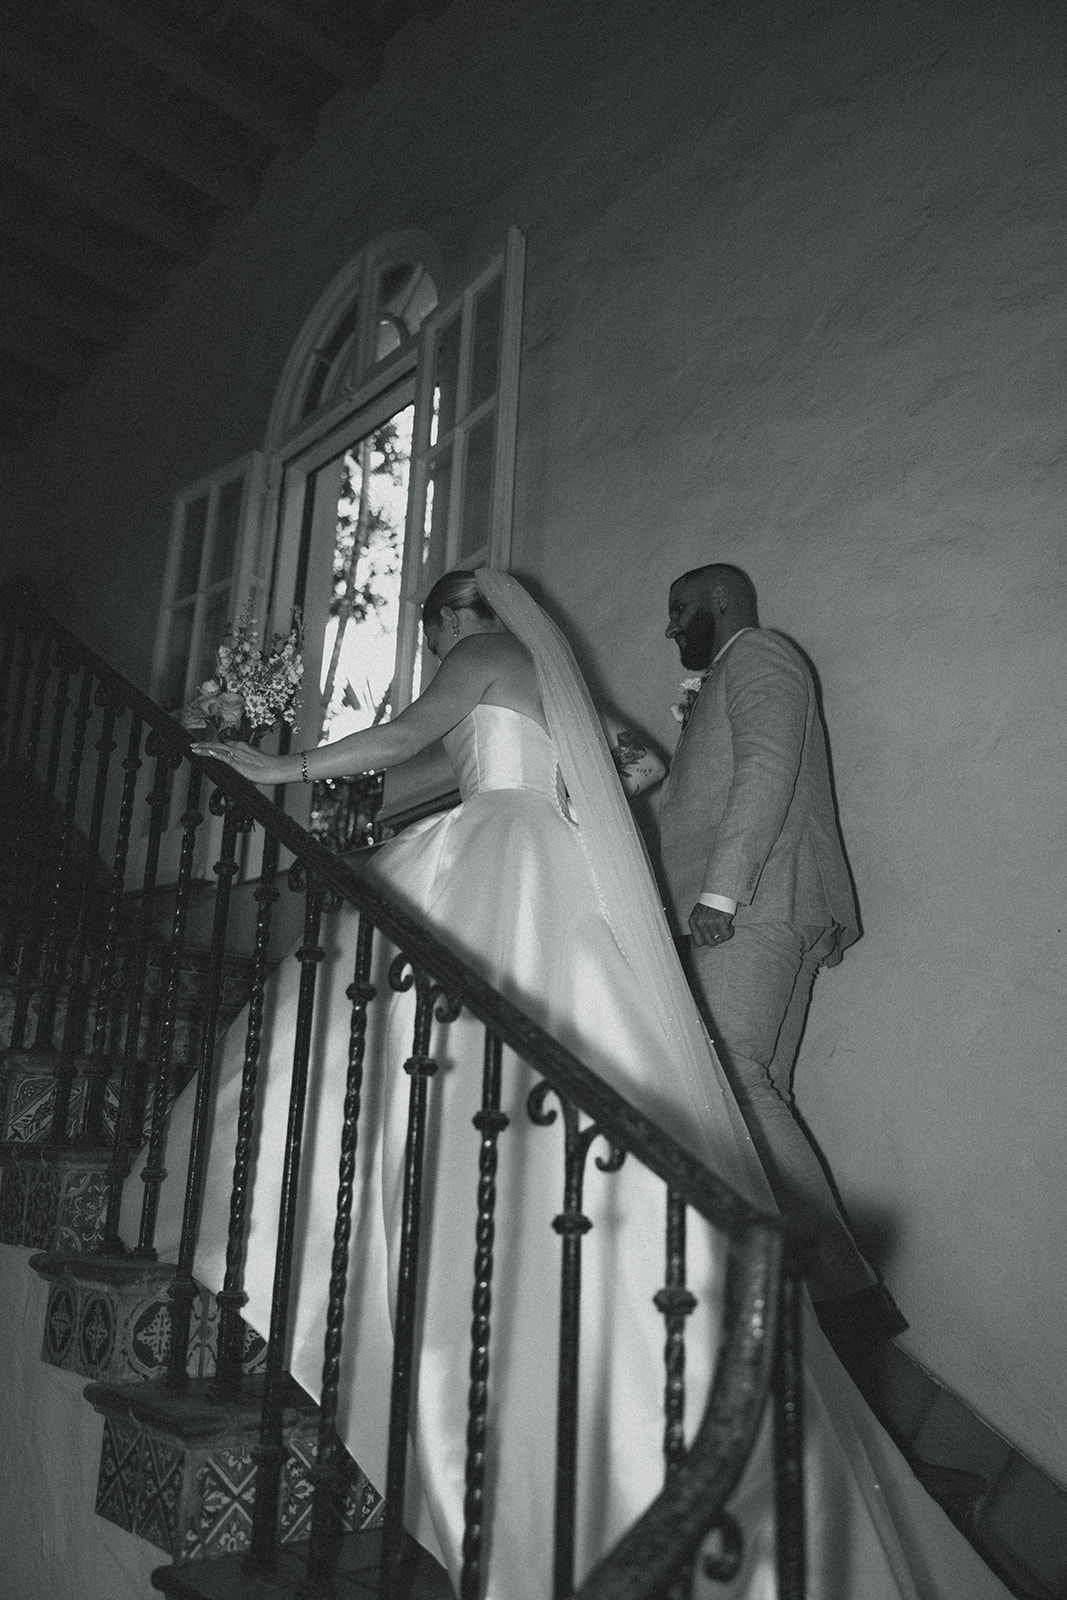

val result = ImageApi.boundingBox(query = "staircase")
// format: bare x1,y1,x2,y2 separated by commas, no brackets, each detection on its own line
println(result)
4,577,1065,1600
0,578,802,1599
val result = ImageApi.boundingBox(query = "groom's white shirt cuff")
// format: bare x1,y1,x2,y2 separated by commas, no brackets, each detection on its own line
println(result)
699,892,738,914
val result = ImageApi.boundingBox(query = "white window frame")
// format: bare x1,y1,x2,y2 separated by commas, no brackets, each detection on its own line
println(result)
149,227,525,877
150,451,269,712
393,226,526,712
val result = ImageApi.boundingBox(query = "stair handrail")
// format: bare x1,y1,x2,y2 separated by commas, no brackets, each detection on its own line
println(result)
0,573,805,1600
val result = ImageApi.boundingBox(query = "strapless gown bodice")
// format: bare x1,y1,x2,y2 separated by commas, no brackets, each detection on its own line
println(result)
442,703,561,803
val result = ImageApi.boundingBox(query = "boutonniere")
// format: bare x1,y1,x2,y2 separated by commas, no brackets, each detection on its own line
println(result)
670,673,709,731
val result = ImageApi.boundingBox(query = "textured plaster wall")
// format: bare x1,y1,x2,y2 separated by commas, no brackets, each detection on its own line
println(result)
0,1248,160,1600
0,0,1063,1493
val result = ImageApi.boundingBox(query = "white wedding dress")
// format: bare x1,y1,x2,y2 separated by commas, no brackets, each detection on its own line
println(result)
135,577,1013,1600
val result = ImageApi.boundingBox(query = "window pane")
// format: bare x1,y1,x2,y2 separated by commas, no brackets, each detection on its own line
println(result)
470,277,503,411
302,300,361,418
431,313,462,444
377,261,439,340
177,494,209,596
423,449,452,581
317,405,414,744
197,589,232,688
460,414,495,559
160,603,194,709
211,476,244,584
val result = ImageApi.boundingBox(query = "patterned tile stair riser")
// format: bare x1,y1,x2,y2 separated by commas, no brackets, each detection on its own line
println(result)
32,1254,270,1384
90,1390,383,1562
0,1156,108,1251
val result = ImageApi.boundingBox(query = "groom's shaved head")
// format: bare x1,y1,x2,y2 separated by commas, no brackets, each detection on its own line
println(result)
673,564,758,619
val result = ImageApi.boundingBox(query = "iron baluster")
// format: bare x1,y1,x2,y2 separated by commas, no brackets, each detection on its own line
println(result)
32,659,90,1059
302,909,377,1597
50,678,118,1138
244,872,327,1576
655,1192,698,1482
98,730,180,1254
459,1029,509,1600
528,1080,626,1600
6,619,55,1044
29,642,73,1050
167,786,251,1388
76,705,141,1150
773,1261,805,1600
379,956,461,1600
214,828,281,1397
137,766,204,1257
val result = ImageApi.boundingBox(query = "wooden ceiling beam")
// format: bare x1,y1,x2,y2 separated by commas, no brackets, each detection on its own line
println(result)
0,195,168,307
0,47,258,210
62,0,310,152
225,0,374,84
0,132,205,257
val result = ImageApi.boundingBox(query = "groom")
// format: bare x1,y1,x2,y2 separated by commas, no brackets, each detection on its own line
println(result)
658,563,904,1351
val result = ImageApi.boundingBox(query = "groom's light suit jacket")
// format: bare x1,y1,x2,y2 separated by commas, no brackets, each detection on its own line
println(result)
659,628,860,953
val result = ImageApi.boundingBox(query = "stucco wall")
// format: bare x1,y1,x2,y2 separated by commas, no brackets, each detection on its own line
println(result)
1,0,1063,1484
0,1248,161,1600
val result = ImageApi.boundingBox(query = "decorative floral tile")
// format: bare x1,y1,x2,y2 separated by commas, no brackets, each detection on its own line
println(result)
0,1163,28,1243
52,1167,108,1251
96,1411,380,1562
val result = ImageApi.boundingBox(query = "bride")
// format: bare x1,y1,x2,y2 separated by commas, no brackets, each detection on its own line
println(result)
169,568,1009,1600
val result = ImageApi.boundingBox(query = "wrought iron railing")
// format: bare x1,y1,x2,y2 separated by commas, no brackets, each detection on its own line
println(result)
0,576,805,1600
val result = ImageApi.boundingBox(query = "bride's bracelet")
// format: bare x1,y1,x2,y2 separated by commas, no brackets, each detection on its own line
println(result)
301,751,309,784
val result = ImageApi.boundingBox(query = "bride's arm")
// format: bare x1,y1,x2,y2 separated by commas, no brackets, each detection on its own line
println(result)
192,637,501,786
600,713,666,797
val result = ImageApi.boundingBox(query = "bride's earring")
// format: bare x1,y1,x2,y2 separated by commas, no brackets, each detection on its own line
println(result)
451,620,460,638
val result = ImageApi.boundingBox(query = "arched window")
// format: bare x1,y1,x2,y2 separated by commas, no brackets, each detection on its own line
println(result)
150,227,525,863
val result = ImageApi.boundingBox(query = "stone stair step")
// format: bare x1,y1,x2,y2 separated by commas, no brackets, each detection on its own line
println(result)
30,1251,267,1385
86,1377,383,1566
149,1527,452,1599
0,1141,114,1251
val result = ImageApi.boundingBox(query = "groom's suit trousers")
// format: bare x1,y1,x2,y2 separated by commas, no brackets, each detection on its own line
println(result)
687,921,873,1301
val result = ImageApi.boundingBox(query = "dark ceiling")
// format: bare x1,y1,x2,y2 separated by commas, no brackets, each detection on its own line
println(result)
0,0,446,454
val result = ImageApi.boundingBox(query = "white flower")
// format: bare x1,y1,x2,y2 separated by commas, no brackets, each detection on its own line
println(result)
670,672,709,728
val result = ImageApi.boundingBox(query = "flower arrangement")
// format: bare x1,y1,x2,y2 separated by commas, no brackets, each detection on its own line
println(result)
670,672,708,730
179,606,303,744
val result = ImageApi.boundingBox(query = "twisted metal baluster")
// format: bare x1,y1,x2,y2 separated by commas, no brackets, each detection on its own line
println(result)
0,617,41,972
528,1081,626,1600
136,765,204,1257
302,909,377,1597
29,643,73,1049
379,957,462,1600
6,621,57,1045
459,1029,509,1600
98,729,181,1254
773,1262,805,1600
167,787,251,1388
655,1192,698,1482
76,707,141,1150
213,829,281,1397
245,872,328,1575
32,656,87,1058
50,678,118,1138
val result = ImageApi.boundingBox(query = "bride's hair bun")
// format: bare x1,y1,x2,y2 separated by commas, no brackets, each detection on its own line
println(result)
422,570,496,628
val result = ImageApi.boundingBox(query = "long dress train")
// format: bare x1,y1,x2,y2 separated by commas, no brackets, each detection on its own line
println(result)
132,578,1013,1600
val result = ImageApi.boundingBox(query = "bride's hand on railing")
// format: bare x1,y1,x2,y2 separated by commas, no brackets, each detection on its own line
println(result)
191,741,297,787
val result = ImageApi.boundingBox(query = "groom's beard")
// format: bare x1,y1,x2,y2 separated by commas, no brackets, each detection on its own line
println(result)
675,609,716,670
